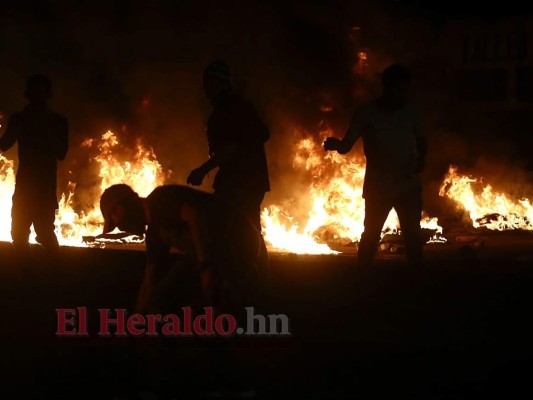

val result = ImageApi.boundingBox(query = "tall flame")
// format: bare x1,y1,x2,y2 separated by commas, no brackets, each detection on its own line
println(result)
57,131,166,245
0,154,15,242
440,165,533,231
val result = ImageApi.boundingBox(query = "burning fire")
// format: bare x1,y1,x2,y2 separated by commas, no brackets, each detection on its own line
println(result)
0,154,15,242
0,131,165,247
440,165,533,231
1,127,445,254
260,124,444,254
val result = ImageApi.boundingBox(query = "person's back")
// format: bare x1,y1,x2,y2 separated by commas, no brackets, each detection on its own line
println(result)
145,185,263,307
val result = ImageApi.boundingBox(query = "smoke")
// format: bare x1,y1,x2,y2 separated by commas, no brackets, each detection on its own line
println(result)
0,0,383,202
1,0,529,231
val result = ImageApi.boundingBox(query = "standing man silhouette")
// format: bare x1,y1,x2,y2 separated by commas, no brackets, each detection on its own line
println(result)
324,64,426,268
187,61,270,277
0,74,68,252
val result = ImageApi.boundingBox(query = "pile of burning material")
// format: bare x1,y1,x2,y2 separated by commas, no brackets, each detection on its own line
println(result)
378,225,448,254
83,231,144,245
261,124,446,255
439,165,533,233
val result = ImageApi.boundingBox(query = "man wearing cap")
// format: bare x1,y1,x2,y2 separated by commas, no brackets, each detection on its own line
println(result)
187,61,270,272
0,74,68,252
99,184,263,313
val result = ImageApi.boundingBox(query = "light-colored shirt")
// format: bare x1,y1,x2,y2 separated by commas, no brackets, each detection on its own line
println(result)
348,100,423,198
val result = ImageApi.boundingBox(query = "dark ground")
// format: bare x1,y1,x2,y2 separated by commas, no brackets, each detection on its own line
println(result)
2,234,533,399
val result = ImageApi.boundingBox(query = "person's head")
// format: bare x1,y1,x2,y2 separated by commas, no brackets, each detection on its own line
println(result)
202,60,232,101
380,64,411,105
25,74,53,105
100,184,146,235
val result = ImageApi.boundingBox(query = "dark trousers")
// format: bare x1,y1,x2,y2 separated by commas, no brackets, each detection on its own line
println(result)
358,190,424,268
214,187,263,231
214,187,269,280
11,188,59,251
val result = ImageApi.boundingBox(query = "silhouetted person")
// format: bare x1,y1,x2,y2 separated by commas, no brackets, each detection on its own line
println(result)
99,184,264,314
324,64,427,268
100,184,264,396
187,60,270,277
0,74,68,252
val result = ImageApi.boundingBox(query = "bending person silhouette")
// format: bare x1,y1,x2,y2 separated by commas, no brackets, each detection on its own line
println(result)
324,64,427,268
0,75,68,252
99,184,264,314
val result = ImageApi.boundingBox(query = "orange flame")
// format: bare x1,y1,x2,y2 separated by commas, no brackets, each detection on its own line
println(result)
0,131,165,247
0,154,15,242
440,165,533,231
1,128,445,252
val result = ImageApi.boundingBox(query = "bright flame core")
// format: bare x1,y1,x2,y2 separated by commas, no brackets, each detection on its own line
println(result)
0,154,15,242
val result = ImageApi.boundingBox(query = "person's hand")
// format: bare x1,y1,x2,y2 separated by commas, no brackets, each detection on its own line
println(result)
323,137,342,152
187,167,207,186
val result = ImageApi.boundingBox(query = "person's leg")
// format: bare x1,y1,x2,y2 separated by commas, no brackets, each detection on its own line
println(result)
394,190,424,268
242,190,270,284
33,205,59,252
11,189,33,251
358,195,393,268
214,188,269,282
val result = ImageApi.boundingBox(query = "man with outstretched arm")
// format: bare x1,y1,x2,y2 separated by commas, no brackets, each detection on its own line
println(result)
324,64,427,268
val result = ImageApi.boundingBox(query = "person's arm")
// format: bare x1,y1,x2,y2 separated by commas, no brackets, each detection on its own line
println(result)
180,202,215,302
136,230,170,313
187,144,240,185
201,143,240,171
0,115,19,152
324,109,363,154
